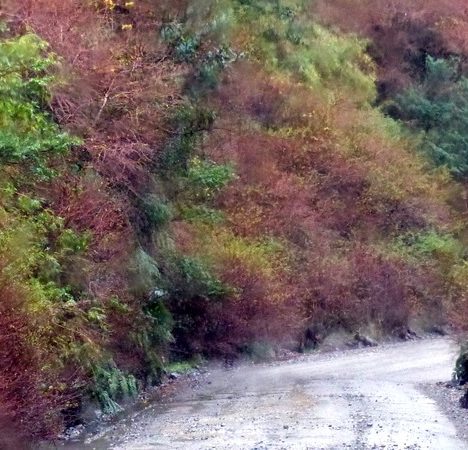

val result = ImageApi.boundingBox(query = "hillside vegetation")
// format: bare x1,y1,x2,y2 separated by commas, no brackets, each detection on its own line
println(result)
0,0,467,441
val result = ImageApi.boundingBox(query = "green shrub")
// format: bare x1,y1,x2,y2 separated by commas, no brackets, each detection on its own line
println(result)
173,255,228,299
143,295,174,344
180,205,225,224
393,56,468,178
165,358,201,374
161,20,238,91
128,249,162,296
232,0,375,103
160,106,216,173
91,363,138,415
186,157,235,201
196,45,238,90
142,196,173,229
393,231,462,263
455,343,468,384
0,34,80,178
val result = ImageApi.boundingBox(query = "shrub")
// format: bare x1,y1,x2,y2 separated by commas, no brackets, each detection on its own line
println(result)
141,196,173,230
455,343,468,384
392,231,462,265
90,363,138,415
186,157,235,201
0,34,79,177
160,106,216,173
392,56,468,178
171,255,228,300
128,249,161,296
179,205,225,224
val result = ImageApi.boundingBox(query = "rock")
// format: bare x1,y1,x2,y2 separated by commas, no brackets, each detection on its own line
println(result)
62,424,85,440
460,390,468,409
429,325,448,336
354,333,378,347
169,372,180,380
395,327,419,341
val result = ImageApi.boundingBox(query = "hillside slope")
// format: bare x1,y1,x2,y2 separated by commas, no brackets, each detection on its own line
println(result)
0,0,466,441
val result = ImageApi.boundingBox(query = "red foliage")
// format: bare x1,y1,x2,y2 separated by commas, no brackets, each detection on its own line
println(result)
0,267,65,442
5,0,184,208
313,0,468,96
51,176,130,253
169,259,302,357
207,60,454,341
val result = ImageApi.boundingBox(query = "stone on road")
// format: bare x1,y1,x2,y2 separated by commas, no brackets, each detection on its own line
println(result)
72,338,467,450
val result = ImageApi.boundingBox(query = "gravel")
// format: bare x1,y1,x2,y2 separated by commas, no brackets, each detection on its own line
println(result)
423,381,468,443
56,337,468,450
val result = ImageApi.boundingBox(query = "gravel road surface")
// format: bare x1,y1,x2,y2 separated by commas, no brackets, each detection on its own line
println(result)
64,337,467,450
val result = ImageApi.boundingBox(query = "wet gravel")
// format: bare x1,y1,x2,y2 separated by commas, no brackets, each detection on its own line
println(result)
423,381,468,443
57,337,468,450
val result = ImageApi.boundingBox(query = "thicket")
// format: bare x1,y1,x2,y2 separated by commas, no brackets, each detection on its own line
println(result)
0,0,467,442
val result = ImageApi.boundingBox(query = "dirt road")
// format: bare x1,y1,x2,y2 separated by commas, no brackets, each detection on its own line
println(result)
68,338,467,450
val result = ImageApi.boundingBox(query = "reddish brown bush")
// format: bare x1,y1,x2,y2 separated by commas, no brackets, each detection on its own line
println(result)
0,270,64,441
297,246,442,334
168,259,302,357
313,0,468,96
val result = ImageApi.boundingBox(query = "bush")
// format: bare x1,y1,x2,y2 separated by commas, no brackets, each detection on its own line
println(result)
160,106,216,173
171,255,228,300
0,34,79,177
90,363,138,415
141,196,173,230
393,231,462,265
186,157,235,201
455,343,468,384
392,56,468,178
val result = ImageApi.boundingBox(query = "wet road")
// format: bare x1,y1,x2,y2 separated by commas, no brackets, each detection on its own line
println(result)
66,338,467,450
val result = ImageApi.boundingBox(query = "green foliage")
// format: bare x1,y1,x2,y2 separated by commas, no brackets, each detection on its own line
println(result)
393,231,462,262
194,227,288,277
232,0,376,103
91,363,138,415
161,20,238,91
0,34,80,178
178,255,228,298
161,22,199,62
393,56,468,178
165,357,201,374
168,255,229,300
160,105,216,173
57,228,89,254
180,205,225,224
455,343,468,384
0,204,84,301
186,157,235,201
196,45,238,90
128,249,162,296
142,195,173,229
144,297,174,342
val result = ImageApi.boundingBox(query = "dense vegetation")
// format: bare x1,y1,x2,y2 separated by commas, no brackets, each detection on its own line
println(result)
0,0,467,442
